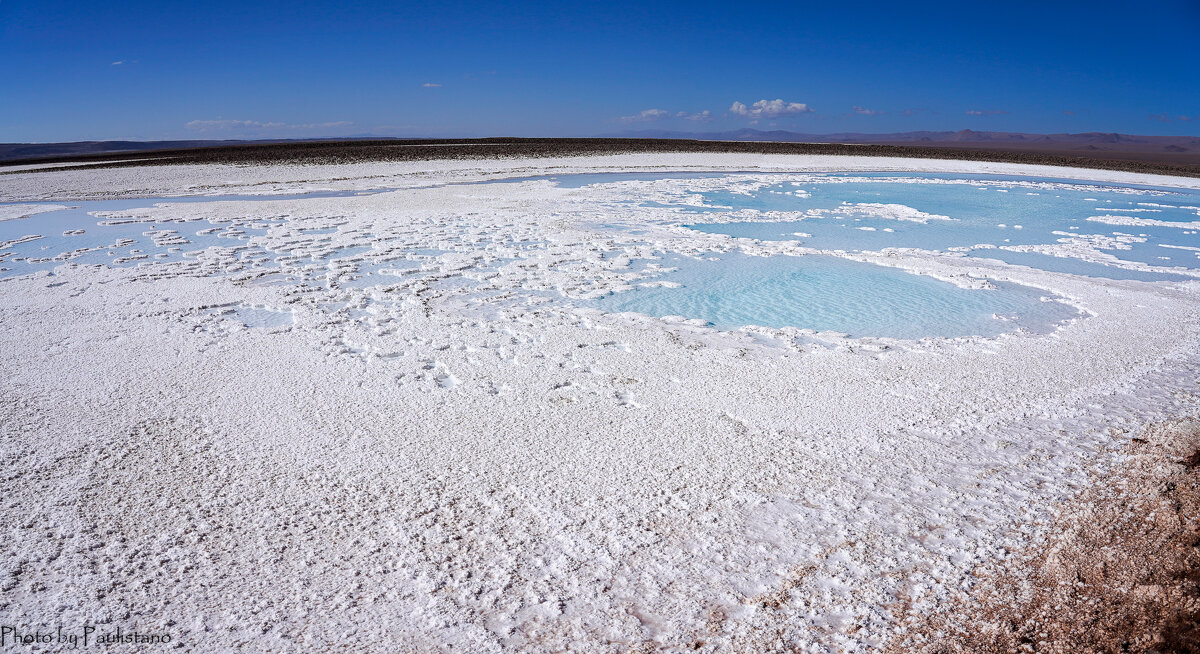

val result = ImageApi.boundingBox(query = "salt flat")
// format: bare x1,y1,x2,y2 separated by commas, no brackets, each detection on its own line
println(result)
1,153,1198,652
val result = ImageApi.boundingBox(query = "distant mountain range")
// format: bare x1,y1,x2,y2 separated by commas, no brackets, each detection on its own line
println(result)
604,128,1200,152
2,130,1197,165
0,138,336,163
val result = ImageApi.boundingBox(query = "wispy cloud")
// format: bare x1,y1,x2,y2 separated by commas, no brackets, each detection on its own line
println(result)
617,109,672,124
965,109,1009,116
185,119,353,132
617,108,714,124
730,99,813,119
111,61,125,66
422,82,442,88
1151,113,1198,122
851,106,885,116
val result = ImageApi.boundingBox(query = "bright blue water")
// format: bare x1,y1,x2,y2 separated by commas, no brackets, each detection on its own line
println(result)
555,171,1198,337
671,173,1200,276
592,253,1080,339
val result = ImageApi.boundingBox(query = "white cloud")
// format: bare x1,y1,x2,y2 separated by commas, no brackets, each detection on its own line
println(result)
676,110,713,122
111,61,124,66
730,99,813,118
185,119,354,132
852,106,884,116
422,82,442,88
965,109,1008,116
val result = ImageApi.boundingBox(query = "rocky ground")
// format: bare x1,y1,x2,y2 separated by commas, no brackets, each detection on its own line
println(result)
4,138,1199,180
893,418,1200,653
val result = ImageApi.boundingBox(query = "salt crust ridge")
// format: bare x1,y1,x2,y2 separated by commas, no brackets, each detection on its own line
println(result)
1088,214,1200,229
0,203,74,222
1,154,1199,652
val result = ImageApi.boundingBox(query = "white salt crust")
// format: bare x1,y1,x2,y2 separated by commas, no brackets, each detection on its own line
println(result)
1088,214,1200,229
1,154,1199,652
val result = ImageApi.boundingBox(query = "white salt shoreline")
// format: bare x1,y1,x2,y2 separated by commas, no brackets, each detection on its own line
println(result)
2,152,1199,203
1,154,1198,652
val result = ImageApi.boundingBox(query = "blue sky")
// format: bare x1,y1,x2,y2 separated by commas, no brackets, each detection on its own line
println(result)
2,0,1198,142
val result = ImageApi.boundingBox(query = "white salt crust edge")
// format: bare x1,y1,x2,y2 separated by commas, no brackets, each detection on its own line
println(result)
1,152,1198,203
0,203,75,222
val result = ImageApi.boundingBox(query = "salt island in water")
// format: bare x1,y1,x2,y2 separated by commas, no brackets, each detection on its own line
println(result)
1,153,1198,651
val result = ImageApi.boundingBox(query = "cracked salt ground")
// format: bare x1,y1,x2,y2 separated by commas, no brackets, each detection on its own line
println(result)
2,154,1200,652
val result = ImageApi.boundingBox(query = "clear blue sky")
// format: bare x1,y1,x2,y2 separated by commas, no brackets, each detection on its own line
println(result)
2,0,1198,142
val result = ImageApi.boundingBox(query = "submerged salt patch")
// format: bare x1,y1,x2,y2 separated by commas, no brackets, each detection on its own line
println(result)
205,303,294,329
0,203,75,222
835,202,954,223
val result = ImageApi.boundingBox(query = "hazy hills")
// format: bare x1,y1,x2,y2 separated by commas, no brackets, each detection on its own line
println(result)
607,128,1200,150
4,130,1198,165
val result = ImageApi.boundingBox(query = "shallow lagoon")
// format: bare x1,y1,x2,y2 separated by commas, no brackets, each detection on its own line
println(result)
669,173,1200,272
592,252,1080,339
3,171,1197,340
